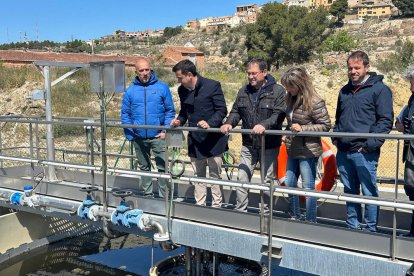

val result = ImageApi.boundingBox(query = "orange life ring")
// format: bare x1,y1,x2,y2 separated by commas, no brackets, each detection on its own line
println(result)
277,139,337,193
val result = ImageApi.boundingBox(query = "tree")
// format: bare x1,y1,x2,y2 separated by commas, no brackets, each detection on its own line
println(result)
245,3,332,68
330,0,348,22
393,0,414,17
163,26,183,39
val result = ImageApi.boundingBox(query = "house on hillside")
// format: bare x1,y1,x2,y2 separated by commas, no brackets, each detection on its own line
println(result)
185,3,262,33
355,0,393,18
162,46,205,69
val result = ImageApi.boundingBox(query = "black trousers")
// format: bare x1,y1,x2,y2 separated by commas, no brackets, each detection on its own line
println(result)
404,185,414,235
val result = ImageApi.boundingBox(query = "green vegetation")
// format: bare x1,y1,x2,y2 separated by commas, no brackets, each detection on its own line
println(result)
245,3,332,68
0,40,60,50
377,40,414,73
330,0,348,23
0,39,92,53
321,30,357,52
163,26,184,39
150,26,184,45
392,0,414,17
0,63,42,89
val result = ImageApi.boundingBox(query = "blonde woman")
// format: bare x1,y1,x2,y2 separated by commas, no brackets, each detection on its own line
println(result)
281,67,331,222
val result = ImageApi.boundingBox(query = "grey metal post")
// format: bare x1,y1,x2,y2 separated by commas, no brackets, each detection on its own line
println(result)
85,126,90,165
98,66,108,214
89,127,96,186
185,246,192,276
212,252,218,276
43,65,57,181
164,141,170,215
260,135,266,234
35,122,40,160
195,248,201,276
268,175,274,276
391,139,401,260
29,123,35,186
0,123,2,168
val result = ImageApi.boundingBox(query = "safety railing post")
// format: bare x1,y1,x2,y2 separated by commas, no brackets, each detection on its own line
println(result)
129,141,134,170
29,123,35,186
391,139,401,260
260,135,266,235
89,126,96,186
35,122,40,160
164,130,170,216
268,176,274,276
0,122,2,168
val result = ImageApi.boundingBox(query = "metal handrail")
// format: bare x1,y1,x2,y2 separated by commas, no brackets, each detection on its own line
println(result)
1,115,413,265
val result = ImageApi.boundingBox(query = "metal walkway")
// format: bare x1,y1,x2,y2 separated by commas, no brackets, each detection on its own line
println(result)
0,165,413,276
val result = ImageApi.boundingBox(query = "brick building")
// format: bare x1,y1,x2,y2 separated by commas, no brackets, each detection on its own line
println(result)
162,46,205,69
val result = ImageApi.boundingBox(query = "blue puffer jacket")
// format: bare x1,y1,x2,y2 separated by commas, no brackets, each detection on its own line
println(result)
121,71,176,140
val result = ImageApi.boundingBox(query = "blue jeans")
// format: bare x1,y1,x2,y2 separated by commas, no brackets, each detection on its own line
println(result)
337,150,379,232
285,157,318,222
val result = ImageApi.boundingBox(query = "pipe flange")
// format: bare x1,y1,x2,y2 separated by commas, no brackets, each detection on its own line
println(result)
88,205,100,221
138,214,150,230
153,232,170,242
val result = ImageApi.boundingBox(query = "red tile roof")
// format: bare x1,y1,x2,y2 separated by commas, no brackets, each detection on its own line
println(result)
166,46,204,54
0,50,144,66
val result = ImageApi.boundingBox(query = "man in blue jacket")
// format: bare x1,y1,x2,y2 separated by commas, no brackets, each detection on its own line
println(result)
121,58,175,198
171,60,228,207
333,51,394,232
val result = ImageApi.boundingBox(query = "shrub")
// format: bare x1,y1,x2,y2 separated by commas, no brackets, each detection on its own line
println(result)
321,30,357,53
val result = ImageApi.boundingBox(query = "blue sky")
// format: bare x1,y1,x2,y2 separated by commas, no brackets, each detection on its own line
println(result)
0,0,277,44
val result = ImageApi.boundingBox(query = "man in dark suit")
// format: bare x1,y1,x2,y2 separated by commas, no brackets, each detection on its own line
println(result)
171,60,228,207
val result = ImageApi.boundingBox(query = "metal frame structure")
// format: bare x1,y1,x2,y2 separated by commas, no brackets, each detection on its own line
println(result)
32,61,90,181
0,59,413,274
0,116,414,275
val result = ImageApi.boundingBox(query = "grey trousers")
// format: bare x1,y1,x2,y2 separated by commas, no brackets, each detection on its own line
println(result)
236,145,279,212
190,156,223,207
133,137,167,197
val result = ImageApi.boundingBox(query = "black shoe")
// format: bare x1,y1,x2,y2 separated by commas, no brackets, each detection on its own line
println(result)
144,193,154,198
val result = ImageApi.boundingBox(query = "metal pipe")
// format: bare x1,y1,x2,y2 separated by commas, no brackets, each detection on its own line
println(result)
103,218,118,238
94,209,112,219
185,246,192,276
0,153,413,212
43,65,57,181
29,123,35,187
2,115,412,141
108,168,171,179
0,155,39,163
89,126,96,186
0,121,3,168
0,188,79,211
41,160,100,171
392,139,401,260
35,122,40,160
268,177,275,276
195,248,201,276
260,135,265,235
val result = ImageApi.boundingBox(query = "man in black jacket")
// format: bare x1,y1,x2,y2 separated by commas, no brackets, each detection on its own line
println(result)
395,64,414,237
171,60,228,207
220,59,286,212
333,51,394,232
